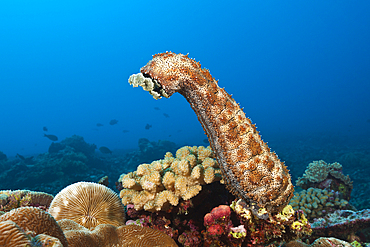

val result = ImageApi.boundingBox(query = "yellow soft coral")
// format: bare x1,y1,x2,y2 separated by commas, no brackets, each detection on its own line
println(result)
119,146,222,211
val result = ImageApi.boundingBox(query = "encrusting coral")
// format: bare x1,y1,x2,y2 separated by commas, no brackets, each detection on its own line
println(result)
0,189,54,213
119,145,222,211
128,51,293,216
48,181,126,230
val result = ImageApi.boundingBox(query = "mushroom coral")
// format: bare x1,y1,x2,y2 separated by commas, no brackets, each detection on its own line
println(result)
48,181,125,230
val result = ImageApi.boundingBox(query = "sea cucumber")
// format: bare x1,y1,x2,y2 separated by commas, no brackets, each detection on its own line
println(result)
128,52,293,216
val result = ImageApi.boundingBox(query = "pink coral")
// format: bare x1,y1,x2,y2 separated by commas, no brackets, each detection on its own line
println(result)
207,224,224,236
204,205,231,227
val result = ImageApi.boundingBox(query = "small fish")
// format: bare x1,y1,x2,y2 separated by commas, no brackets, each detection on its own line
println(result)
154,107,160,110
16,153,34,163
163,113,170,118
109,119,118,125
122,130,129,133
43,126,48,131
16,153,25,161
99,146,112,154
98,176,109,186
145,124,152,130
96,123,104,127
203,138,209,144
44,134,58,141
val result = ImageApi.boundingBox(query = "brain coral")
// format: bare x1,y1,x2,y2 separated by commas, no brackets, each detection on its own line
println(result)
59,219,178,247
0,206,68,246
48,181,125,230
0,220,32,247
119,145,222,211
128,52,293,216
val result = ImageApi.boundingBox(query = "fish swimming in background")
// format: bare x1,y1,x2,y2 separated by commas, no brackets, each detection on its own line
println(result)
44,134,58,141
96,123,104,127
145,124,152,130
16,153,34,163
109,119,118,125
163,113,170,118
122,130,129,133
154,107,160,110
43,126,48,131
99,146,112,154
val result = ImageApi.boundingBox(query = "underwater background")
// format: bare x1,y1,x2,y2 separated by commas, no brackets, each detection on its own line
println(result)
1,0,370,213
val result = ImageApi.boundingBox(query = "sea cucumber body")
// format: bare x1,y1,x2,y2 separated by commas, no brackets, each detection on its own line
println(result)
135,52,293,214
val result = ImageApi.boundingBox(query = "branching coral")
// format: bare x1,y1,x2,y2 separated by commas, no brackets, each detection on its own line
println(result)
119,145,222,211
48,181,126,230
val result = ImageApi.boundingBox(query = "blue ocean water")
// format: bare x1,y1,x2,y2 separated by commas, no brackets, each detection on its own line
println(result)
0,1,369,199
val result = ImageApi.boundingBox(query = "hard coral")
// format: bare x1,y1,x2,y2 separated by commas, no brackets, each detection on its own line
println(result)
59,219,178,247
289,188,349,220
310,209,370,242
230,199,312,246
0,220,31,246
49,182,125,230
296,160,352,201
119,145,222,212
0,189,54,212
0,206,68,246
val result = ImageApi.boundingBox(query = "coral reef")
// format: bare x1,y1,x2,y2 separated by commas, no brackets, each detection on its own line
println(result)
203,204,244,246
310,209,370,242
119,145,222,211
0,189,54,213
0,183,178,247
296,160,353,201
48,181,125,229
0,220,33,246
0,151,7,161
228,199,312,246
289,188,349,220
128,51,293,216
59,219,177,247
0,206,68,246
286,237,354,247
138,138,177,161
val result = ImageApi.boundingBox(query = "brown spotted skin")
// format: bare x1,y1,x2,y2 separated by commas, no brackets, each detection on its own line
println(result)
140,52,293,215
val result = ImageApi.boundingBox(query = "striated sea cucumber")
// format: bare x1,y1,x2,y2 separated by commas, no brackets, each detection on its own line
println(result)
128,52,293,216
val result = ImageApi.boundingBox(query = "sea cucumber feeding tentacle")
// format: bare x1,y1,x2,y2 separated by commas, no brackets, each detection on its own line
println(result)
128,52,294,216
